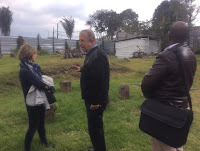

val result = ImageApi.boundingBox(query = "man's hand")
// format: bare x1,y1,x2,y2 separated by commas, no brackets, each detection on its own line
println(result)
72,65,81,72
90,104,101,110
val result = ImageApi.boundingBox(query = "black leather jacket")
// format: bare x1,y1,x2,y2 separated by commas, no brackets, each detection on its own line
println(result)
141,42,197,108
80,46,110,105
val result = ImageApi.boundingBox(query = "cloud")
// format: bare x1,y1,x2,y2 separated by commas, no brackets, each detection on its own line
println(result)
42,2,87,19
2,0,88,38
1,0,200,39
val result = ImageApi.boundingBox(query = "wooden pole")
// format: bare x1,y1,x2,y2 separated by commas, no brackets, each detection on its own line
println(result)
53,26,55,54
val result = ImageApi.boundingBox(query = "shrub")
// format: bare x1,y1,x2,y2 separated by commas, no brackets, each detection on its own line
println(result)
37,49,49,55
10,48,18,54
17,36,25,49
195,47,200,54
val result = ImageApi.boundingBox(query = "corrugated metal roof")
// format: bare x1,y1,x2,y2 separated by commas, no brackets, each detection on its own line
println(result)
115,36,156,42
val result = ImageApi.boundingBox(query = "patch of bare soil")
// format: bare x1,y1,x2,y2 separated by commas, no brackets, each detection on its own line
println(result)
42,66,81,78
109,63,132,73
42,62,136,78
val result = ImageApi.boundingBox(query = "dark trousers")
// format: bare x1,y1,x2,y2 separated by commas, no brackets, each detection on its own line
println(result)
85,101,106,151
25,105,47,151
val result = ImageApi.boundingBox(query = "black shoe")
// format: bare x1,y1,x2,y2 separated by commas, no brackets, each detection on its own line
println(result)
39,140,56,149
88,147,95,151
44,143,56,149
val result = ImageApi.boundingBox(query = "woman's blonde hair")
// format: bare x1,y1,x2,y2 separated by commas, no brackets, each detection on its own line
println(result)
18,44,37,61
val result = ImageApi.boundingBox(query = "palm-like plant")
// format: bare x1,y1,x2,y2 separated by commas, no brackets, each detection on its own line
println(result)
60,16,75,39
0,7,13,36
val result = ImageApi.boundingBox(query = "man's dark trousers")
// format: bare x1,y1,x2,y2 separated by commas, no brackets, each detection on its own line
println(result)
85,101,106,151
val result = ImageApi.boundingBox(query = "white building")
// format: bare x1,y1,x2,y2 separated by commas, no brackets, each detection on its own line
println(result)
115,37,159,58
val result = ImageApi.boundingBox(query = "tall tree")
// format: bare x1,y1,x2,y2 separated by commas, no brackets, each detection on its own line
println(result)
17,36,25,49
86,20,93,29
60,16,75,39
179,0,200,43
119,9,139,34
139,20,154,37
0,6,13,36
179,0,200,24
88,9,121,40
152,0,188,51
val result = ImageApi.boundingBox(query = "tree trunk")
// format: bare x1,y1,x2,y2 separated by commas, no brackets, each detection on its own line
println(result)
119,85,130,99
64,49,67,58
69,53,72,58
60,80,72,92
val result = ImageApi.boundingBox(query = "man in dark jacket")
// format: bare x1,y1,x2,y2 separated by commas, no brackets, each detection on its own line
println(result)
73,29,110,151
141,21,197,151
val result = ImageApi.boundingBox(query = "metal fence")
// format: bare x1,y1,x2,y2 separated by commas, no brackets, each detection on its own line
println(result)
0,36,115,54
97,40,115,54
0,36,77,54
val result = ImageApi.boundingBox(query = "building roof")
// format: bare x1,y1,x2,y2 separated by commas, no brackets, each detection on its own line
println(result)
115,36,156,42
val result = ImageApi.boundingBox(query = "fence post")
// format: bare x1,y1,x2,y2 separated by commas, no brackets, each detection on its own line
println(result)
53,27,55,54
0,39,2,58
114,41,116,55
102,39,104,50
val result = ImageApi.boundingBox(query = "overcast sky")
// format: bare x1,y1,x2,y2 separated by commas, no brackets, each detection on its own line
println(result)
1,0,200,39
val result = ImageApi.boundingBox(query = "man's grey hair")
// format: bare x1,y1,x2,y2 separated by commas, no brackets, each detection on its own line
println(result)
80,29,95,41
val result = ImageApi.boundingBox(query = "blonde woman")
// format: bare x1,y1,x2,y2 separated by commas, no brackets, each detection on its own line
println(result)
18,44,55,151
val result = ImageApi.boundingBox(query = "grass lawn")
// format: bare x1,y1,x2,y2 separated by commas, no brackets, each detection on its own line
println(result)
0,54,200,151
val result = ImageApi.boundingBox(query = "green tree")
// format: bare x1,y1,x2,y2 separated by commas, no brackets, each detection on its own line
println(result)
60,16,75,39
17,36,25,49
88,9,121,40
179,0,200,24
119,9,139,34
179,0,200,43
139,20,154,37
0,6,13,36
152,0,188,51
85,20,93,29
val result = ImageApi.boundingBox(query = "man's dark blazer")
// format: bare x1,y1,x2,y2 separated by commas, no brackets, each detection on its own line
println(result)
80,46,110,106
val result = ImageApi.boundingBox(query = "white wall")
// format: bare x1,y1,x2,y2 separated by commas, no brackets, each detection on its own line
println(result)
115,38,158,58
149,40,159,54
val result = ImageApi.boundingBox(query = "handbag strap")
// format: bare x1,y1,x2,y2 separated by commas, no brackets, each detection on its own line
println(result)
172,48,193,111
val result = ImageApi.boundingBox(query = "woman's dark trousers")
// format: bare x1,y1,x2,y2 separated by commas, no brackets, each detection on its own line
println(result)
25,105,47,151
85,101,106,151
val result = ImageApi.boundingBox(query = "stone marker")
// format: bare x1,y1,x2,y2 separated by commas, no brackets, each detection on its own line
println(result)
45,104,57,121
60,80,72,92
119,85,130,99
